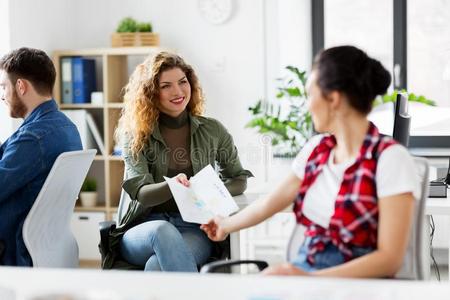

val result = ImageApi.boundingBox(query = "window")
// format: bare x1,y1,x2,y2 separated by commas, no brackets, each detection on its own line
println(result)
312,0,450,106
323,0,394,79
408,0,450,106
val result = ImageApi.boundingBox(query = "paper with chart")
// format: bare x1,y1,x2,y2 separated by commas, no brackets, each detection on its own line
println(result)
164,165,239,224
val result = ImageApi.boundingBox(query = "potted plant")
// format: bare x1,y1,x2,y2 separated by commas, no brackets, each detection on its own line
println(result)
374,89,435,107
111,17,159,47
79,177,97,207
247,66,436,157
247,66,313,157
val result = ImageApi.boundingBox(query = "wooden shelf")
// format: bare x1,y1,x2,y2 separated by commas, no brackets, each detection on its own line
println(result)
60,104,103,109
53,46,159,221
107,103,125,109
108,155,123,161
74,205,107,212
79,259,101,269
53,46,163,57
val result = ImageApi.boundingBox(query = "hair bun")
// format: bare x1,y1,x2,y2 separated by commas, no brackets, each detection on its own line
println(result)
368,59,391,97
313,45,392,114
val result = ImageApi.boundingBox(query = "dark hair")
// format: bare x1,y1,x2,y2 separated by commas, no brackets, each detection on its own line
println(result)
313,45,391,114
0,47,56,96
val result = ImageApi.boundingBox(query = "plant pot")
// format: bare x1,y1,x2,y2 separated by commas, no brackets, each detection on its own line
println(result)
111,32,160,47
80,192,98,207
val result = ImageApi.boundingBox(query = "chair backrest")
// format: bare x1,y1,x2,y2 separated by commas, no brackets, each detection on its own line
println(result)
117,169,132,223
286,224,305,263
22,149,96,268
396,157,429,280
285,157,429,280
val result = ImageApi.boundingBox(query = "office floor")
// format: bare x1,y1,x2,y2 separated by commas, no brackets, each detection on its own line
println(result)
431,265,449,281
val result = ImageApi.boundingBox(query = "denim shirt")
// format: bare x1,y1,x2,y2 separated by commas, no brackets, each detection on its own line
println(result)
0,99,82,266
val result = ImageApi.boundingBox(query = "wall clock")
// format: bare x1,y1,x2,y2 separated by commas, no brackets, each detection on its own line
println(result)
198,0,234,25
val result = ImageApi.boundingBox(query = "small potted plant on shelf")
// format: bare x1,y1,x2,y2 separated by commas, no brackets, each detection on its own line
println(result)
79,177,98,207
111,17,160,47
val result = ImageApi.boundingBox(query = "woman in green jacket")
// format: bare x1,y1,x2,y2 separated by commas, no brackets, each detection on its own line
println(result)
103,52,252,271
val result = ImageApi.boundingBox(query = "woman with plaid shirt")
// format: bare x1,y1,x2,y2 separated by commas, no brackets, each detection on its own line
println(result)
201,45,418,278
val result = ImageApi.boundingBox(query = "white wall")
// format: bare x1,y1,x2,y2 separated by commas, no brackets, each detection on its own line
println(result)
3,0,311,181
1,0,75,138
8,0,74,52
60,0,268,146
0,0,13,141
0,0,10,55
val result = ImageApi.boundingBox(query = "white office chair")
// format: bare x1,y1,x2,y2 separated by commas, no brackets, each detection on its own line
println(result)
201,157,430,279
395,157,429,280
22,149,96,268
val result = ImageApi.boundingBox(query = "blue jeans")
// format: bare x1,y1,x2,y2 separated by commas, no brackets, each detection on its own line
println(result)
120,212,212,272
290,237,373,272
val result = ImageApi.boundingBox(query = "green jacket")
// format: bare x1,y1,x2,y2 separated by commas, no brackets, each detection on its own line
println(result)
102,114,252,269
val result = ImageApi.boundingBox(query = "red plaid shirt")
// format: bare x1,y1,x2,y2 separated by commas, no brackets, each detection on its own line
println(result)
293,122,397,264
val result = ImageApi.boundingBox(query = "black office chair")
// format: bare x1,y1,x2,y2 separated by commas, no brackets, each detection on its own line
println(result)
99,170,231,270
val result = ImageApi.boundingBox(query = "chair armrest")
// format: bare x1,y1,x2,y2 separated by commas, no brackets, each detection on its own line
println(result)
99,220,116,232
200,259,268,273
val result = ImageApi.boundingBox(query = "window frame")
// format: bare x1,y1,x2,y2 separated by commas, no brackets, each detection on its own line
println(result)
311,0,407,89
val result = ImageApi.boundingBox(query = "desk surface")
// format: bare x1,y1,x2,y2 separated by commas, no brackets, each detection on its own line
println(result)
1,267,450,300
426,194,450,215
410,147,450,157
234,192,264,209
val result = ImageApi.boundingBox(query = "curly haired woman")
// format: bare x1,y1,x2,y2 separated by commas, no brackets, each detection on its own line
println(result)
102,52,252,271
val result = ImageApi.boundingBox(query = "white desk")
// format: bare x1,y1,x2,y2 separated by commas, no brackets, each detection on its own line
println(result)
425,195,450,279
426,196,450,215
231,193,264,260
1,267,450,300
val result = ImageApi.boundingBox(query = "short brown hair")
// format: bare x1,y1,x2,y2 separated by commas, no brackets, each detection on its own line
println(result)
0,47,56,96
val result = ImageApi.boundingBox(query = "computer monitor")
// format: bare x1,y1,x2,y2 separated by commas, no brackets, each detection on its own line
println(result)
392,93,411,147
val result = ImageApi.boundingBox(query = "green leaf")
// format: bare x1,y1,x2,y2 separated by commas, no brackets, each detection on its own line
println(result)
246,65,313,154
374,89,436,107
284,87,301,97
116,17,138,32
81,177,97,192
136,22,152,32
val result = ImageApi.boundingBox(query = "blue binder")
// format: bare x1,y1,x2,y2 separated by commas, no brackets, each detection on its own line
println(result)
72,57,96,103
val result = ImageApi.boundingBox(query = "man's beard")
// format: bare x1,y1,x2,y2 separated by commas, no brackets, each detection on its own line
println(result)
9,90,27,118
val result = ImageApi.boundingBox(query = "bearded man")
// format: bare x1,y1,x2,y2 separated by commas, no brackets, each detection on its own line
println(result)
0,47,82,266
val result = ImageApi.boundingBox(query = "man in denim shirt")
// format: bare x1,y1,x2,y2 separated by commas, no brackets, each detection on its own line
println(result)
0,48,82,266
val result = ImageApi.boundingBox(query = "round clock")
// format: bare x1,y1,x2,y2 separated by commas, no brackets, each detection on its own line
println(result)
198,0,234,25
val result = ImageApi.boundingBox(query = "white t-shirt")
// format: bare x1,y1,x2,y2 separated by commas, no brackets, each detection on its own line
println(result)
291,135,420,229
